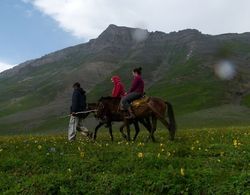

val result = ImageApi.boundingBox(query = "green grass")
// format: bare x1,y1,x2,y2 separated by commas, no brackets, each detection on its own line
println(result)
177,105,250,129
0,127,249,194
242,94,250,108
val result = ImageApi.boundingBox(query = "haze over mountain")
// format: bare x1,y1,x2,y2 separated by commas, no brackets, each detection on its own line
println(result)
1,24,250,134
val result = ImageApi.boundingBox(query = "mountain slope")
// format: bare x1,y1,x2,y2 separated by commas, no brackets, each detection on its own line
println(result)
0,24,250,133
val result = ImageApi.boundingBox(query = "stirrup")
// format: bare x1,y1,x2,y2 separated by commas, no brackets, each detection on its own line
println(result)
125,115,134,119
125,112,135,119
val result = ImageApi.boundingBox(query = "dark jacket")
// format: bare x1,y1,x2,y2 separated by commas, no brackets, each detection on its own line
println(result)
129,75,144,94
70,88,86,113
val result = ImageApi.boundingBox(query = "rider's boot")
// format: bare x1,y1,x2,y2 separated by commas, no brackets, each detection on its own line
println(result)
125,107,135,119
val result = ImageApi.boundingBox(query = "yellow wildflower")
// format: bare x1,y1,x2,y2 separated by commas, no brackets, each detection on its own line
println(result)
233,139,238,147
233,139,241,147
80,152,85,158
137,152,144,158
37,145,42,150
180,168,185,176
138,142,144,146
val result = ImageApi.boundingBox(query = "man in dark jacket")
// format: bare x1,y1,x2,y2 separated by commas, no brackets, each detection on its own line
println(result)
68,82,91,141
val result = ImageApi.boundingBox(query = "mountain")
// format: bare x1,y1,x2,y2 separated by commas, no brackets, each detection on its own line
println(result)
1,24,250,134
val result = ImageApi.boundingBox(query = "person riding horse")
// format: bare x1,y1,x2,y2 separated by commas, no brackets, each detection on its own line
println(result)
121,67,144,119
111,75,126,98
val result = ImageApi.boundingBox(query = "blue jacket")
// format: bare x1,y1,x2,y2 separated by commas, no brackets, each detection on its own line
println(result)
70,88,86,113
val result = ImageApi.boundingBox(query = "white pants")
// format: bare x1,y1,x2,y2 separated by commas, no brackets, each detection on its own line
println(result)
68,116,90,141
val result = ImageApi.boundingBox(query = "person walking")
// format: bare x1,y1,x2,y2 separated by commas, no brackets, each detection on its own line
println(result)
68,82,92,141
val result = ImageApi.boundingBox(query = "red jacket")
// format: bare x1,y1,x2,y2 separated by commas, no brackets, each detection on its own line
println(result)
111,76,126,98
129,75,144,94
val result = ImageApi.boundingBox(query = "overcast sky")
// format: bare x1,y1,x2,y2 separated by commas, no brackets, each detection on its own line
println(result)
1,0,250,72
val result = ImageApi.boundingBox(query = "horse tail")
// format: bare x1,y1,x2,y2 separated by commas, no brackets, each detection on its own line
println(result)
165,101,176,133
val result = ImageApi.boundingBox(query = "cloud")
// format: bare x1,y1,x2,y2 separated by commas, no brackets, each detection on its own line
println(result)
24,0,250,39
0,62,14,73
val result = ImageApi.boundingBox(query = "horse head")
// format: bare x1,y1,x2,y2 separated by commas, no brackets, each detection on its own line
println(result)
96,96,121,121
95,97,109,120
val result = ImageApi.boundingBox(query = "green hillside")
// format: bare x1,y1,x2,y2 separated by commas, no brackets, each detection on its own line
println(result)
0,25,250,134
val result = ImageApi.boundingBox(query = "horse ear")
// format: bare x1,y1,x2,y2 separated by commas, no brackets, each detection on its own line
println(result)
98,96,103,101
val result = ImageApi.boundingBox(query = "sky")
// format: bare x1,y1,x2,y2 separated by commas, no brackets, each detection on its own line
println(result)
0,0,250,72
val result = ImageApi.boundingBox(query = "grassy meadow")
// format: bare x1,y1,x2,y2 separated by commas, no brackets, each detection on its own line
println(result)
0,127,249,194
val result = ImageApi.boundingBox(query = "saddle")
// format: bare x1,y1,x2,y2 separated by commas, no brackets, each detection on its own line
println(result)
131,96,150,108
119,96,150,112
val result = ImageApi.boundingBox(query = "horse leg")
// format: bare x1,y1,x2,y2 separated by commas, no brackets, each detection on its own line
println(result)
132,121,140,141
139,117,155,142
145,117,156,142
108,122,114,141
147,103,175,140
151,115,157,142
138,118,152,142
94,122,104,140
120,123,127,140
158,117,175,140
126,122,131,141
165,102,176,141
139,118,150,133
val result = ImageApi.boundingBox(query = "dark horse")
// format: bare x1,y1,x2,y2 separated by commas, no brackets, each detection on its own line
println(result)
95,97,153,141
97,96,176,141
82,102,127,141
83,101,151,141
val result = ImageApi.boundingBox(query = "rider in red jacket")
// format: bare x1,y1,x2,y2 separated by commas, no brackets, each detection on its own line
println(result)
111,75,126,98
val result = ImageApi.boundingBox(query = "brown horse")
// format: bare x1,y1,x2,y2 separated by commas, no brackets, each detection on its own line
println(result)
95,97,153,141
96,96,176,141
128,96,176,141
